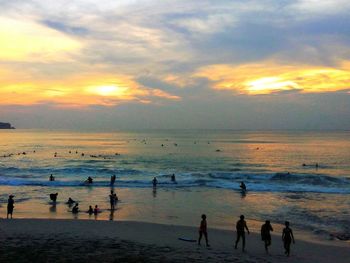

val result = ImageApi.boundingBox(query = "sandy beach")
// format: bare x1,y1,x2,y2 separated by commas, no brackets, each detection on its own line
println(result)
0,219,348,263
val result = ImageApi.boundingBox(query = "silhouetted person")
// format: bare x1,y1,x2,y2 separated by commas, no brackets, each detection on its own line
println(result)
7,195,14,219
88,205,93,214
152,177,158,187
94,205,100,215
86,176,93,184
110,175,116,186
235,215,250,251
315,163,319,169
72,203,79,213
198,214,210,247
240,182,246,191
171,174,176,182
50,193,58,203
261,220,273,253
109,190,116,210
49,174,55,181
282,221,295,256
67,197,75,205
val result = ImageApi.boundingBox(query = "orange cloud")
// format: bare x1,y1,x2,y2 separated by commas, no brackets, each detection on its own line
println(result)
194,61,350,94
0,71,180,107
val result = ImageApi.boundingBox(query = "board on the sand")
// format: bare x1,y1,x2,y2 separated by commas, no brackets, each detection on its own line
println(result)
178,237,196,242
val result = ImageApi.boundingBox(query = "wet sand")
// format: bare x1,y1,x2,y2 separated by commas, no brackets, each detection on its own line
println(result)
0,219,349,263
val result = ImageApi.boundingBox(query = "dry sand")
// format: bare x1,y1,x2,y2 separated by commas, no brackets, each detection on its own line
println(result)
0,219,349,263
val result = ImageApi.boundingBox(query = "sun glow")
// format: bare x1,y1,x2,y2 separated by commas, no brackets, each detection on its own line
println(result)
194,61,350,95
89,85,128,97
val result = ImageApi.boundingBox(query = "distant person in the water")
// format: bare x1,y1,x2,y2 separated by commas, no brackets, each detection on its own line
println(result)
171,174,176,182
282,221,295,256
235,215,250,252
261,220,273,253
50,193,58,203
240,182,247,191
152,177,158,187
110,175,116,186
315,163,319,169
198,214,210,247
49,174,55,181
88,205,93,214
67,197,75,205
7,195,15,219
86,176,93,184
72,203,79,213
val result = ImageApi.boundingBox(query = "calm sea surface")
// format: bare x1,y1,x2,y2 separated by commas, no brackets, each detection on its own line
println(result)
1,130,349,240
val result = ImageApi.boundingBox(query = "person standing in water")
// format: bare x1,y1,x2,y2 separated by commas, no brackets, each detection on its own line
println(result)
235,215,250,251
109,190,117,210
110,175,116,186
7,195,15,219
198,214,210,247
261,220,273,253
282,221,295,256
240,182,246,191
152,177,158,187
49,174,55,181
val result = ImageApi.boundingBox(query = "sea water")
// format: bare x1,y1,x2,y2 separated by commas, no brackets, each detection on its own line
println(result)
0,130,349,241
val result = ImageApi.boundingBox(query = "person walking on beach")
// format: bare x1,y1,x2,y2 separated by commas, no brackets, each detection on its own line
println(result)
282,221,295,256
261,220,273,253
7,195,15,219
198,214,210,247
235,215,250,251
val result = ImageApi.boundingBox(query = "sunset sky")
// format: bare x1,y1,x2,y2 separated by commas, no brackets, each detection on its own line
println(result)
0,0,349,130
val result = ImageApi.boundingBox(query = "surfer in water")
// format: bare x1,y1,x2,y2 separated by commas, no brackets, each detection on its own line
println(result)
49,174,55,181
198,214,210,247
171,174,176,183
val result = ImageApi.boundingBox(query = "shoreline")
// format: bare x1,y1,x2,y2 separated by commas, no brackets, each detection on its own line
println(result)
0,218,349,262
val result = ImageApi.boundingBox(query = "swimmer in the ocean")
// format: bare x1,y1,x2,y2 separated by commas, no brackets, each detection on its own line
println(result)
49,174,55,181
85,176,93,184
171,174,176,182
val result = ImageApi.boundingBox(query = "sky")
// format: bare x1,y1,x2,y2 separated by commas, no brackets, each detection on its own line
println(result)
0,0,349,130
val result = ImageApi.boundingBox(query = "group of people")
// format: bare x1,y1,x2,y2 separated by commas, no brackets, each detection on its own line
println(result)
198,214,295,256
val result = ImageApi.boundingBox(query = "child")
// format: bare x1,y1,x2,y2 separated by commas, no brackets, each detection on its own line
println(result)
198,214,210,247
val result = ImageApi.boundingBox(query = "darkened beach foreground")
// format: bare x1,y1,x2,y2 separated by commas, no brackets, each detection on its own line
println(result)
0,219,349,263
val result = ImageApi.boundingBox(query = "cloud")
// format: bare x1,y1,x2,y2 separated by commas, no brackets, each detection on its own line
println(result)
194,60,350,94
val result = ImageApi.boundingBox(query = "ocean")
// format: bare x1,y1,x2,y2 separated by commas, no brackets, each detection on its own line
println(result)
1,130,349,241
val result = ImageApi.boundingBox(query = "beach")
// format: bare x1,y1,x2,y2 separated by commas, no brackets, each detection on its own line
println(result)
0,219,349,263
